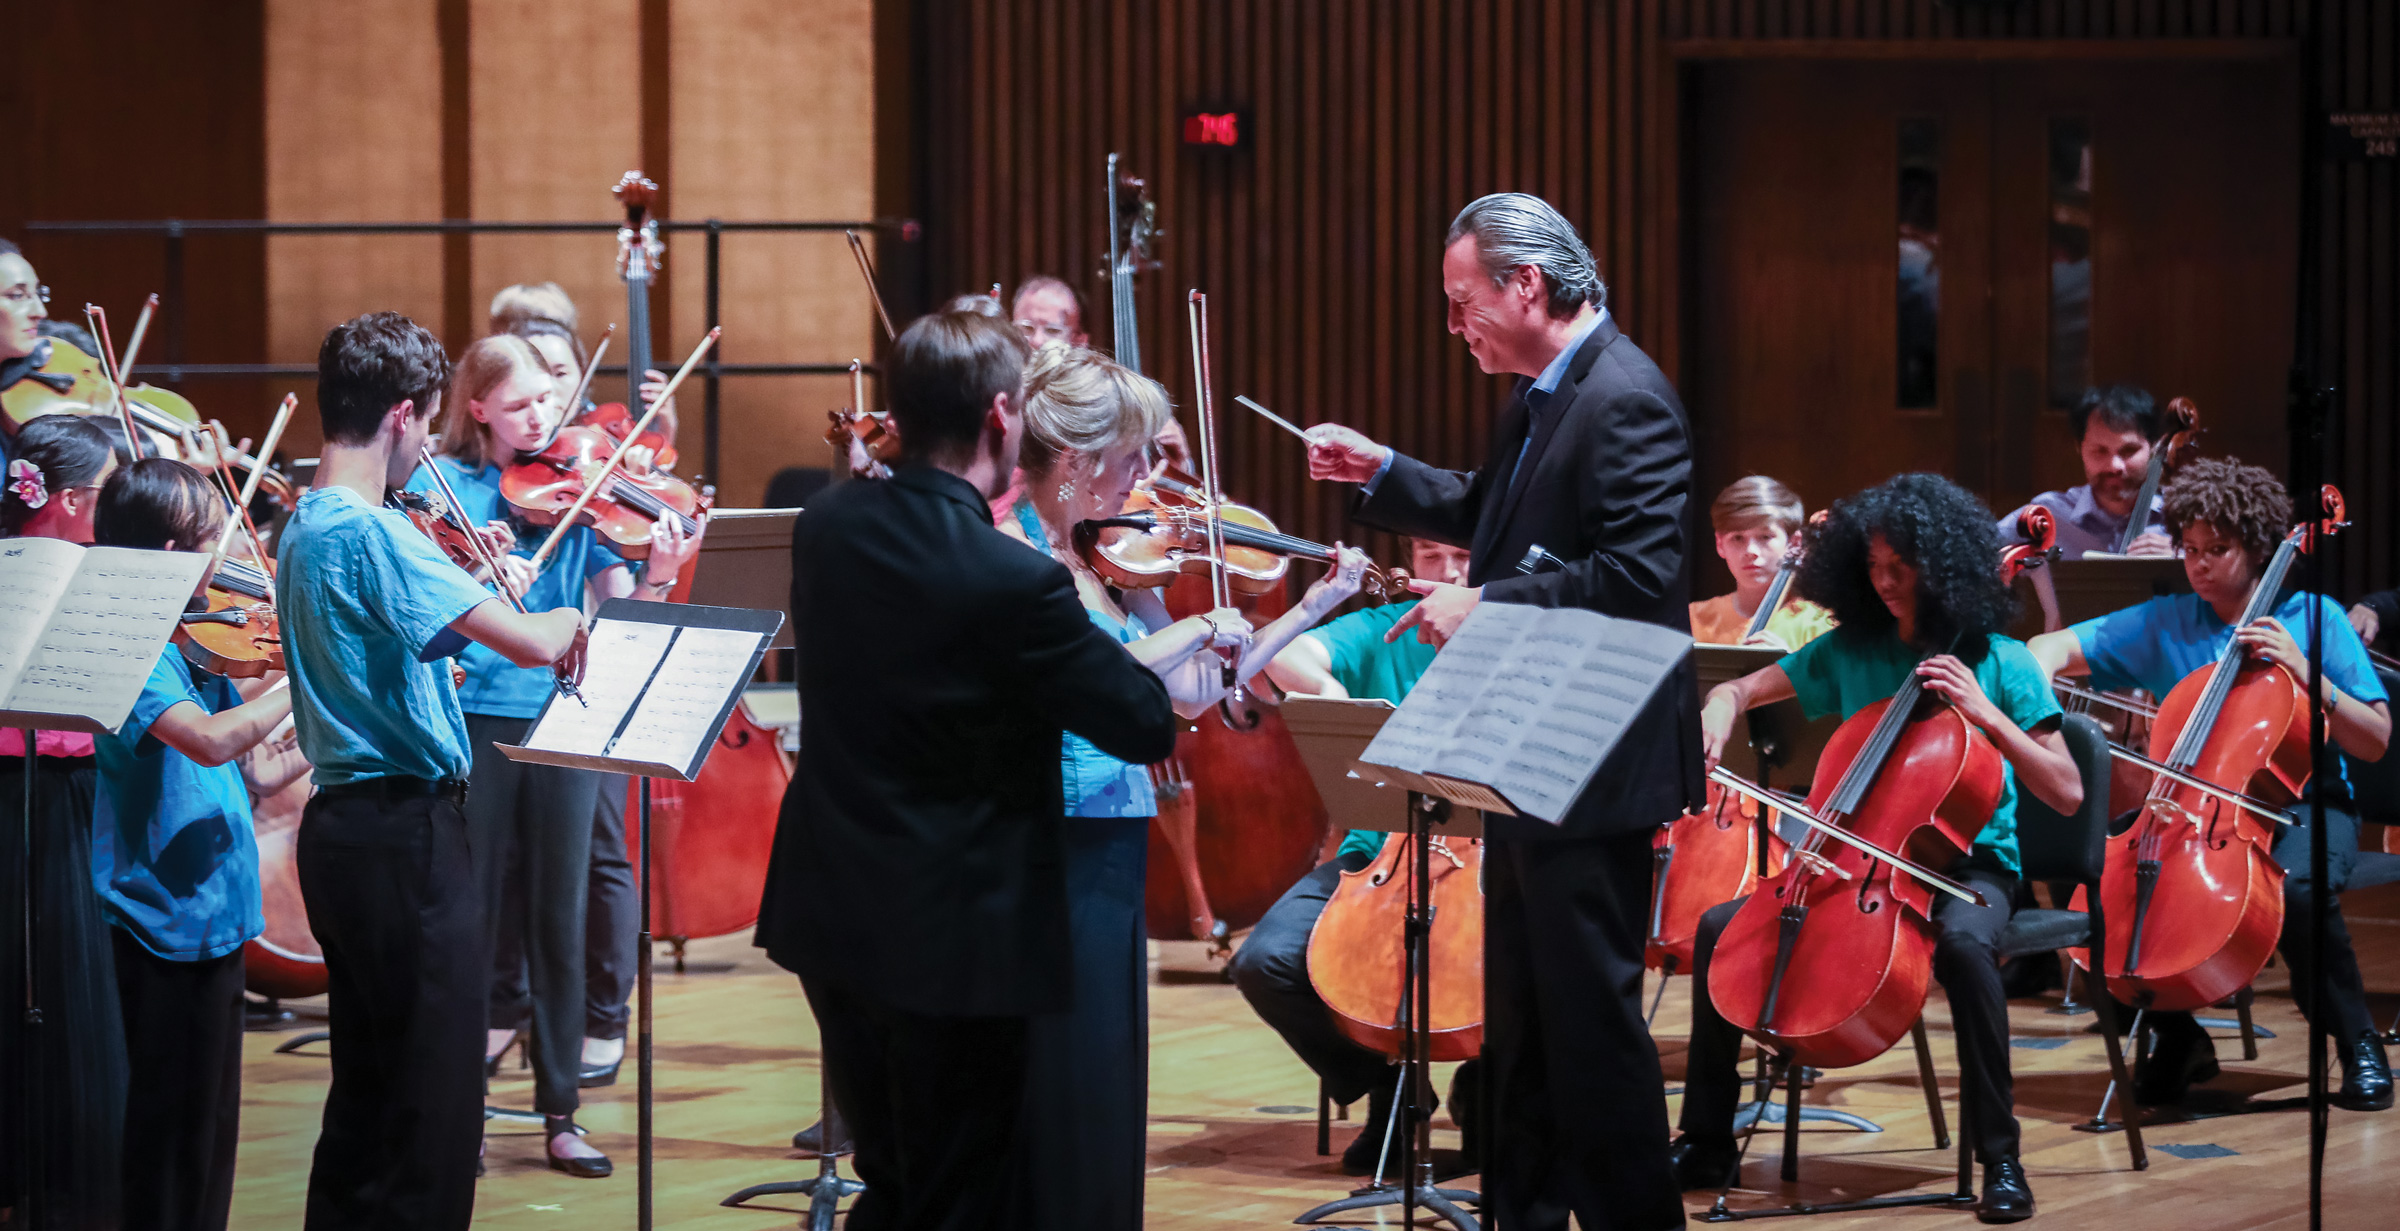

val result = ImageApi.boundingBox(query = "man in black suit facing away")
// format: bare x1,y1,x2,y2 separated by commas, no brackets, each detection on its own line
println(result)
1305,192,1701,1231
754,308,1178,1231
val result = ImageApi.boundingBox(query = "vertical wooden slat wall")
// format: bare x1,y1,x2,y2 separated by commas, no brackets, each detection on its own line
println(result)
916,0,2390,585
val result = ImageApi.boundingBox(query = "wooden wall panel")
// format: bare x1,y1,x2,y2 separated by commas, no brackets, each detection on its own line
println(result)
669,0,878,507
914,0,2399,595
0,0,270,439
467,0,641,366
265,0,442,457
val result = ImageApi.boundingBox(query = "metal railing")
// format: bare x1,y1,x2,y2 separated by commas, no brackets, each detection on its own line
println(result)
23,216,921,483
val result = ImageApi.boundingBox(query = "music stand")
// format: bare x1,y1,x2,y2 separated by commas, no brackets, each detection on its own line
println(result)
495,598,783,1231
682,508,799,648
2,543,208,1231
2007,556,2190,638
1284,695,1482,1231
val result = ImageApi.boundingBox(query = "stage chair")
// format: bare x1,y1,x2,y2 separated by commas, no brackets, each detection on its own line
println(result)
1994,712,2148,1170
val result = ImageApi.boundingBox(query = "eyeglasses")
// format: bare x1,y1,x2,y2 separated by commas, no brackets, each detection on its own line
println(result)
2,285,50,307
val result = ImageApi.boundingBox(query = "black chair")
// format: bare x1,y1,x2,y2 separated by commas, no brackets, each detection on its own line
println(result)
1994,712,2148,1170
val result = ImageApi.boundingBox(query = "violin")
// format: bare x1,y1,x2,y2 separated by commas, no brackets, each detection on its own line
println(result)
2087,487,2346,1013
2113,396,2201,555
1079,475,1411,601
389,477,582,703
1706,536,2051,1070
1307,826,1486,1061
177,555,284,678
500,422,707,558
2,334,299,509
827,358,894,481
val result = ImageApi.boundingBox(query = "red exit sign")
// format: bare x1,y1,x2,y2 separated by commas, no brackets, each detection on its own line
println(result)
1183,111,1242,147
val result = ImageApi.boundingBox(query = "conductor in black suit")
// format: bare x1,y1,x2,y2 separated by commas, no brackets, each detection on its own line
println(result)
1305,192,1701,1231
754,308,1179,1230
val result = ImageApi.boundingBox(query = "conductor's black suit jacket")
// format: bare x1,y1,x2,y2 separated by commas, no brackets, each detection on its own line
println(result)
754,464,1177,1017
1357,315,1704,840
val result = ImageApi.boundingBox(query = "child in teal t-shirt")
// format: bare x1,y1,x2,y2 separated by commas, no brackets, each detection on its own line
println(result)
1265,539,1468,862
1672,474,2082,1215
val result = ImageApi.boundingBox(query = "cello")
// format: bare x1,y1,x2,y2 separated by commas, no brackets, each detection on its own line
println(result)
1706,530,2054,1070
1307,828,1485,1061
2088,487,2347,1013
1645,515,1829,980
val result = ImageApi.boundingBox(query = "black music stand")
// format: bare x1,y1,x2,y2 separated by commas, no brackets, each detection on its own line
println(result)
2,543,210,1231
1282,697,1481,1231
496,598,782,1231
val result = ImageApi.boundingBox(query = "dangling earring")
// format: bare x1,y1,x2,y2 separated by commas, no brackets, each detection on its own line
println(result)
1057,477,1076,506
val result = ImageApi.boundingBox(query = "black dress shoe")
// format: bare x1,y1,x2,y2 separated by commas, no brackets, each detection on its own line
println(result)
791,1118,855,1158
2135,1025,2220,1105
578,1058,621,1088
545,1117,614,1179
2335,1030,2395,1112
1978,1157,2034,1224
1667,1135,1740,1192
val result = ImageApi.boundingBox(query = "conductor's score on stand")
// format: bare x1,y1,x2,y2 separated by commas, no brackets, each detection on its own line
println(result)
1183,111,1241,148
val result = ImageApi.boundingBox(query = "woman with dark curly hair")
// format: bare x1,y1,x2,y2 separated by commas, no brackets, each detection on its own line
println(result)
2028,457,2392,1112
1665,473,2084,1226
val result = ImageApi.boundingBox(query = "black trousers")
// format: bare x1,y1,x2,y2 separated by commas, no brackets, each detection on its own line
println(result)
1229,850,1393,1105
2151,802,2375,1046
112,927,245,1231
1680,862,2023,1164
296,788,484,1231
801,972,1029,1231
1484,830,1685,1231
1005,816,1149,1231
1,758,124,1231
462,714,599,1116
584,773,636,1040
491,774,635,1045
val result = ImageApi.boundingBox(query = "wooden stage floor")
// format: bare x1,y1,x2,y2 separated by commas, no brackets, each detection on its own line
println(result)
230,887,2400,1228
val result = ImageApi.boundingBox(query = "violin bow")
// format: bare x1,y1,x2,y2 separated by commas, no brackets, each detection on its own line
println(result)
83,303,147,450
207,395,296,573
411,446,585,707
527,326,719,571
1186,290,1256,729
1707,767,1988,907
846,230,896,341
536,326,614,453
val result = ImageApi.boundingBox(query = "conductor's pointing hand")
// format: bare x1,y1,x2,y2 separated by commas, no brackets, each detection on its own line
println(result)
1304,424,1393,485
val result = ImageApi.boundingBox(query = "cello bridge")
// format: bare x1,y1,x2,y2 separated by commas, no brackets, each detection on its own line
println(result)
1791,848,1852,882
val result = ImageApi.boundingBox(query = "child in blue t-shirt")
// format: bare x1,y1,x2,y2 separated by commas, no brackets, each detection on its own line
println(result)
2028,456,2394,1114
87,458,296,1231
1675,474,2085,1223
276,312,588,1229
405,333,703,1178
1243,536,1474,1174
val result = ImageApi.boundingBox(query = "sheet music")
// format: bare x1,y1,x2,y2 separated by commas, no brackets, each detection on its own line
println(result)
0,536,83,703
524,620,675,756
5,547,211,727
607,625,762,771
1359,603,1690,823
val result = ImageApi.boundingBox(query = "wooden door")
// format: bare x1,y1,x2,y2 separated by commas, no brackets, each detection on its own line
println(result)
1684,54,2297,550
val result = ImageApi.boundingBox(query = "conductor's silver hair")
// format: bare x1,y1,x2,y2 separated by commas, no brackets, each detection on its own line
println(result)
1444,193,1605,318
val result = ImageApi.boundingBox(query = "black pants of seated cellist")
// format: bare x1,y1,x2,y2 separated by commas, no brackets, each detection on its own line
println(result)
1679,861,2022,1163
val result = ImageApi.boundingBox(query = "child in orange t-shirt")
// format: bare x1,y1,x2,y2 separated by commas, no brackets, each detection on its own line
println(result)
1687,474,1835,651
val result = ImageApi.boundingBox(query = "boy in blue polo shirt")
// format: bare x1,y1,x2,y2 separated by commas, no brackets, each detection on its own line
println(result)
89,458,295,1231
276,312,587,1231
2029,456,2393,1112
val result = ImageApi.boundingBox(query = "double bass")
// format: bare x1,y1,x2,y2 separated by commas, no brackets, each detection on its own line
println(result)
1089,159,1332,952
594,170,791,954
2088,487,2346,1013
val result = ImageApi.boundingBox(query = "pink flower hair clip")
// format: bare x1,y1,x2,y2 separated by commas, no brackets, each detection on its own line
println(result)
6,459,48,510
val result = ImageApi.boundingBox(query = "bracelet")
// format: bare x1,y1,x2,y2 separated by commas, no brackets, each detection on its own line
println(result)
646,576,677,598
1197,614,1221,642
